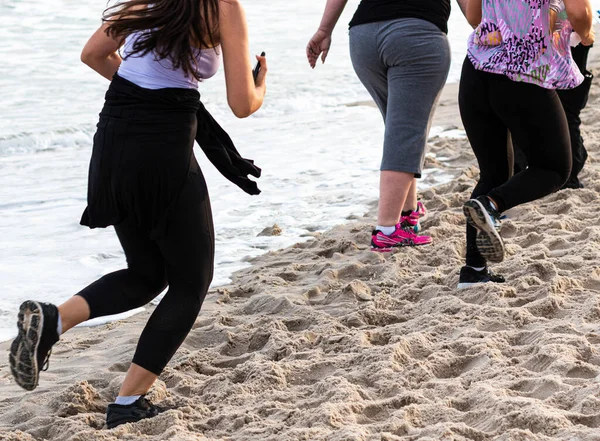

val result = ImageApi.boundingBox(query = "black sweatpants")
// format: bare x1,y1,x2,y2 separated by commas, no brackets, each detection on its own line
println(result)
459,58,572,267
514,44,592,188
77,169,214,375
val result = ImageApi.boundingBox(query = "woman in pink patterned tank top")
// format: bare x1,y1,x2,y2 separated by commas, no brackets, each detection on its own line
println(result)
468,0,588,88
456,0,594,289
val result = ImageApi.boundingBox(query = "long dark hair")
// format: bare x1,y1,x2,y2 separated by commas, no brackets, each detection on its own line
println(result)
103,0,219,80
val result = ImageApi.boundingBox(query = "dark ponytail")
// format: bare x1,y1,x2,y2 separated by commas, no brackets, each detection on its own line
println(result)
103,0,219,80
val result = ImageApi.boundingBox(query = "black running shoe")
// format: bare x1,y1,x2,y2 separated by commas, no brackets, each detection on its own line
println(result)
457,266,505,289
9,300,60,391
106,396,161,429
560,178,584,190
463,196,505,263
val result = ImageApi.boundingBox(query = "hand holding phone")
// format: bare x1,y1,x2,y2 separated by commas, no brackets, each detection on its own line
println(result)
253,51,266,83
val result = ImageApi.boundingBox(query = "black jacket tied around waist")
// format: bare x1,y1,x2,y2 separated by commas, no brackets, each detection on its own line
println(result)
81,73,261,238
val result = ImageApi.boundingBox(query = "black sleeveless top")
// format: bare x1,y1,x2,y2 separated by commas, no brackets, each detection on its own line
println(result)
349,0,451,34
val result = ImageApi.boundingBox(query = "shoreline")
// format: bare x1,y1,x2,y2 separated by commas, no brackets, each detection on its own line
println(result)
0,80,463,347
2,59,600,440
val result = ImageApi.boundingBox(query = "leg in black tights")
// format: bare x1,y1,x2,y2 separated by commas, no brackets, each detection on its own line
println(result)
512,44,591,186
459,58,571,267
77,169,214,375
557,44,592,188
76,219,169,317
459,59,511,267
134,170,214,374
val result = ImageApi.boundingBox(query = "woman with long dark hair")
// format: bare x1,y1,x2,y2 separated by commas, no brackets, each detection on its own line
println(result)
9,0,266,428
457,0,593,288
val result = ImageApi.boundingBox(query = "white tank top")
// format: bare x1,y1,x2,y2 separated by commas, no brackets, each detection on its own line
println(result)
117,32,221,90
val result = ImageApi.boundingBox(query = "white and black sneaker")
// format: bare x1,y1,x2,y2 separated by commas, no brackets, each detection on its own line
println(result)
9,301,60,391
106,396,161,429
457,266,505,289
463,195,505,263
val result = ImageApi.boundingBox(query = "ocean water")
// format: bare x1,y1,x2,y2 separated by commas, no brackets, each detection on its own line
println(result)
1,0,589,341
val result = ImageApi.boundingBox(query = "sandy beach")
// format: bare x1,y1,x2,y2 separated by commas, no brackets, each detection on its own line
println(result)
2,57,600,440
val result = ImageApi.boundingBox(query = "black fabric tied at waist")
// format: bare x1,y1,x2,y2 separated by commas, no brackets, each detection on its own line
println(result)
81,73,261,238
195,101,261,195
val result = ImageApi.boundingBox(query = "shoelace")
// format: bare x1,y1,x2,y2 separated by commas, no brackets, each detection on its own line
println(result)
41,349,53,372
140,397,162,415
481,198,501,230
398,223,418,236
487,269,505,283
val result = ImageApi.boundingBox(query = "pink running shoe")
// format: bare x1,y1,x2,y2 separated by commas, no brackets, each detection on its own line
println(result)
400,201,428,233
371,223,432,252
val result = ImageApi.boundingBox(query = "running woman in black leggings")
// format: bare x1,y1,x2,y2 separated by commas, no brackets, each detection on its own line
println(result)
9,0,267,428
457,0,594,288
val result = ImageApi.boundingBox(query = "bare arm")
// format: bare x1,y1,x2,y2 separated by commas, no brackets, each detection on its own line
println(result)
456,0,478,29
219,0,266,118
563,0,595,45
316,0,348,34
306,0,348,68
466,0,482,28
81,24,123,80
456,0,469,17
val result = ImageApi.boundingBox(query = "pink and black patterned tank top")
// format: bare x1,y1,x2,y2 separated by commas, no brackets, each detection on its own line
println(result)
467,0,583,89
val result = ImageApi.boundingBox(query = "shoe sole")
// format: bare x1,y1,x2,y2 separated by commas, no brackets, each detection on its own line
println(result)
371,238,432,252
457,279,505,289
106,401,161,429
107,411,161,429
9,301,44,391
463,199,505,263
107,416,143,430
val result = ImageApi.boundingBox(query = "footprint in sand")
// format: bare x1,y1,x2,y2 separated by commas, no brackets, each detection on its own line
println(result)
508,377,563,400
523,354,555,373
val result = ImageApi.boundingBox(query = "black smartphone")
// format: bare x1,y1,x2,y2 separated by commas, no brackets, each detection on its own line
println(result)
253,51,266,82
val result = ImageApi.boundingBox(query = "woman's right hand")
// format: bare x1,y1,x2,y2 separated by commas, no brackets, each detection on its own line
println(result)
580,28,595,46
306,29,332,69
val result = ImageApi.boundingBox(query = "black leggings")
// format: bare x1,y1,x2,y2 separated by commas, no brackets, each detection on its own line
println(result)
514,44,592,187
77,169,214,375
459,58,572,267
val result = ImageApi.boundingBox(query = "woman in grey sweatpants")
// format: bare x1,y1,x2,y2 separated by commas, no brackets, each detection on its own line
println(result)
307,0,451,251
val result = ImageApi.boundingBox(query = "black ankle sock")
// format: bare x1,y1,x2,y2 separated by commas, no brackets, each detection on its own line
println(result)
401,210,413,217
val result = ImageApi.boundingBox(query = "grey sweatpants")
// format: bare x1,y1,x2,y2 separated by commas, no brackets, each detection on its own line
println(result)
349,18,451,177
